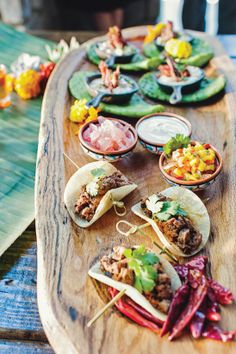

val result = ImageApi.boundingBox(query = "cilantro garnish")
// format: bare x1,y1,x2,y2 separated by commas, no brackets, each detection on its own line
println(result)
164,134,190,157
124,245,159,293
90,168,106,178
155,200,187,221
145,194,187,221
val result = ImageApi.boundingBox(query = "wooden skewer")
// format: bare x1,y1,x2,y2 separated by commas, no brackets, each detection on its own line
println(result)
87,289,126,328
63,152,80,169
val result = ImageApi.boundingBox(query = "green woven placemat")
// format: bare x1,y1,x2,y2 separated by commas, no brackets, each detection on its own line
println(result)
0,22,53,255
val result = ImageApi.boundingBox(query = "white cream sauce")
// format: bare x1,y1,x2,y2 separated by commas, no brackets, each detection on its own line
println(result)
137,115,190,144
158,66,203,87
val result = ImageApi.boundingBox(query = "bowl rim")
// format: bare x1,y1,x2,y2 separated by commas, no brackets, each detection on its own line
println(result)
135,112,192,147
79,117,138,156
159,141,223,186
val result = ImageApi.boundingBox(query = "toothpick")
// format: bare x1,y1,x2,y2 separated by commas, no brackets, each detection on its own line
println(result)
87,289,126,328
63,152,80,169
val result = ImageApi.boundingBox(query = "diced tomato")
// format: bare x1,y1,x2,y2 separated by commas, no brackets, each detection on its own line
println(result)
204,143,211,149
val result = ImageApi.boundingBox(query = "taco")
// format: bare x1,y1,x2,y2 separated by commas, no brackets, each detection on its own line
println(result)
132,187,210,257
88,244,181,322
64,161,137,228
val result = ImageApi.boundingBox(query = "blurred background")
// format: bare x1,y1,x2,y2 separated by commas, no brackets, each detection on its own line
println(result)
0,0,235,34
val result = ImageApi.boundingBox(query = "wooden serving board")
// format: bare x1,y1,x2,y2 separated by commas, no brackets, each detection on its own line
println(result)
36,27,236,354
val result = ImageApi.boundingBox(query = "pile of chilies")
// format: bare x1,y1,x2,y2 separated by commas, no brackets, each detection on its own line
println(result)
109,256,235,342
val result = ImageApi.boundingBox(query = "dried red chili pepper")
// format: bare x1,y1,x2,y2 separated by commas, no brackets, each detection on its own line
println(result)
174,265,188,281
189,311,206,339
168,272,208,340
184,256,208,272
108,287,160,334
161,284,189,337
202,323,236,342
174,256,208,282
207,279,235,305
205,301,221,322
125,297,164,327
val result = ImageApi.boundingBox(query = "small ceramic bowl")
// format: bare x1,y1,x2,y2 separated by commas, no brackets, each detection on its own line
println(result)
136,112,192,155
79,118,138,162
159,142,223,191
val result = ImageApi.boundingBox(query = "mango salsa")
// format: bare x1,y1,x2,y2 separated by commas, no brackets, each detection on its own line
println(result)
163,142,217,181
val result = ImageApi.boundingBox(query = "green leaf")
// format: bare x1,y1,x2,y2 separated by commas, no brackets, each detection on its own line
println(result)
0,23,54,255
156,201,187,221
124,245,159,293
90,168,106,178
163,134,190,156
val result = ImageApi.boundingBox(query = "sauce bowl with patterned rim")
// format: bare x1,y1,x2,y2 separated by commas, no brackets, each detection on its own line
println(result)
79,118,138,162
136,112,192,155
159,142,223,191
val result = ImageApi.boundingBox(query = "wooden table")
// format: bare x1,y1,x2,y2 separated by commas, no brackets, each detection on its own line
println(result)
0,30,235,354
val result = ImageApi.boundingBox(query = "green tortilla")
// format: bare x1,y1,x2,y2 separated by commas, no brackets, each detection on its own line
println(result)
69,71,164,118
143,38,214,67
87,43,163,71
139,72,226,104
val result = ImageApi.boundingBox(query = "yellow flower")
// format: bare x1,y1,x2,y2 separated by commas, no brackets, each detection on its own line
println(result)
69,99,100,123
144,23,165,44
14,69,41,99
165,39,192,59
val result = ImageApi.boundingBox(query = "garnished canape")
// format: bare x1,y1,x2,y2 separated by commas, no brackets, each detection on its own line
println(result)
89,245,181,321
86,62,138,108
132,186,210,257
95,26,136,59
90,61,133,94
156,58,204,104
144,21,192,53
64,161,137,227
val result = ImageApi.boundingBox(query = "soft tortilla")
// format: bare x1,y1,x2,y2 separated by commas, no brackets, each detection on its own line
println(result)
64,161,137,228
132,187,210,257
88,246,181,322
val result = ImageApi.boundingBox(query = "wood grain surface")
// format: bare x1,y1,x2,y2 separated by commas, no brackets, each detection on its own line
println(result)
35,27,236,354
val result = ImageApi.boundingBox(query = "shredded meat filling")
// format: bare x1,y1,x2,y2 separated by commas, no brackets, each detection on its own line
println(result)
158,57,190,81
141,194,202,254
100,247,173,314
75,172,130,221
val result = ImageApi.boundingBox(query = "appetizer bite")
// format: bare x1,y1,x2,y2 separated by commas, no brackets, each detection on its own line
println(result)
157,58,204,104
102,255,235,342
89,245,181,322
145,21,192,51
79,116,137,161
132,186,210,257
64,161,137,227
159,135,223,189
86,61,139,108
94,26,137,66
136,112,192,155
143,21,213,68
